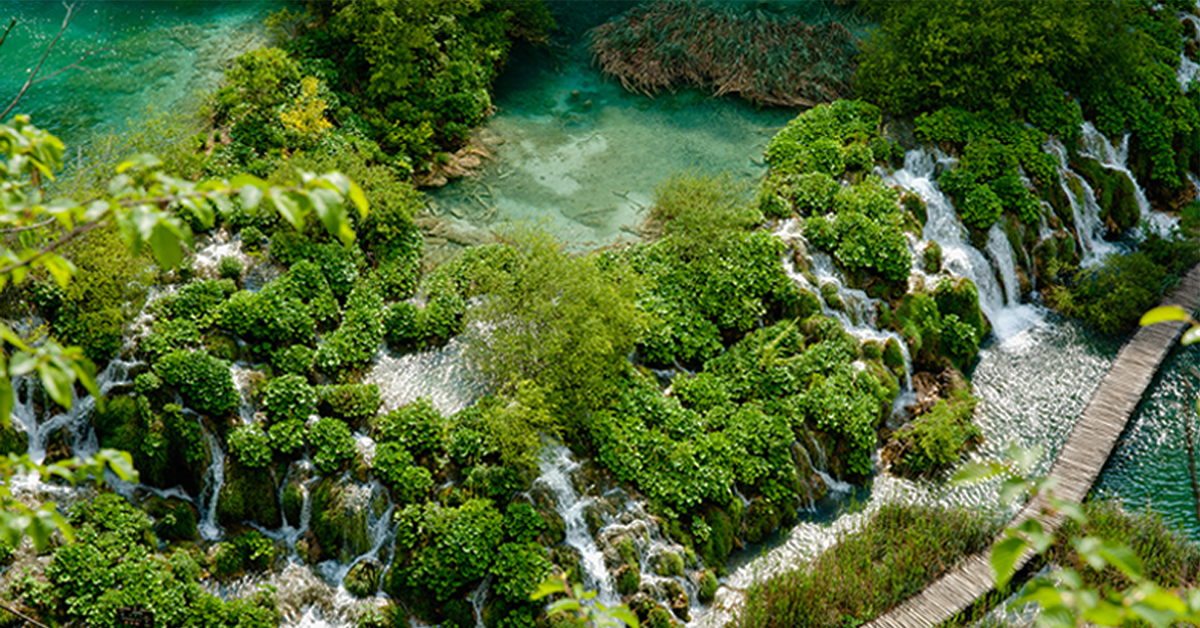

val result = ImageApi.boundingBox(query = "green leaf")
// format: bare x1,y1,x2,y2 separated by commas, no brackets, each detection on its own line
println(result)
991,535,1026,590
1140,305,1190,326
608,607,641,628
270,188,302,230
951,460,1003,485
72,356,101,413
531,577,567,600
1082,599,1125,626
547,598,582,615
8,352,36,377
240,183,263,211
999,477,1028,505
1131,601,1180,628
1182,326,1200,346
115,153,162,174
41,254,76,290
0,368,12,429
1097,541,1143,581
349,180,369,217
100,449,137,482
38,362,74,410
149,221,184,269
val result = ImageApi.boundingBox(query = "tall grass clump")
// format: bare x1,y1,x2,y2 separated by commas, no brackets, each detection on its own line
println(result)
1049,500,1200,591
589,1,858,107
736,503,997,628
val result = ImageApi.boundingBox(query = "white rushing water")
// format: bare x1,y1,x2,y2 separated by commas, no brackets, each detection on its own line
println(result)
537,443,617,605
1044,138,1119,265
1077,122,1179,236
888,150,1044,342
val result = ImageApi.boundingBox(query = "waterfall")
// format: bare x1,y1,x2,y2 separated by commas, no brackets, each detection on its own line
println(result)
985,224,1020,306
470,576,491,628
1045,138,1118,265
1077,122,1178,235
889,149,1043,341
536,443,616,605
802,433,855,495
774,219,914,394
1178,11,1200,87
198,429,227,541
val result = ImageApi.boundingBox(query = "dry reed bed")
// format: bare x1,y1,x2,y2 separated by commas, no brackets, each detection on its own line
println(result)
588,1,858,108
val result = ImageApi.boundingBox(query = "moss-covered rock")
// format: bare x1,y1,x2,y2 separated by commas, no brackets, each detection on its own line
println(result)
345,559,383,598
922,241,942,273
217,458,282,529
1069,155,1139,234
615,563,641,596
310,477,373,563
744,498,782,545
144,495,199,542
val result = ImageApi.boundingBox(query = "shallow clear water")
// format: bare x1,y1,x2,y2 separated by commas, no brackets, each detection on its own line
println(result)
0,1,271,149
1095,342,1200,540
424,11,798,248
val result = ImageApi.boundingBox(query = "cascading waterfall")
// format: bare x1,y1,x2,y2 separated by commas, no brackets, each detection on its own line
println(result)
985,224,1021,306
888,149,1043,341
536,443,617,605
773,219,914,394
1045,138,1119,264
1077,122,1178,235
198,430,227,541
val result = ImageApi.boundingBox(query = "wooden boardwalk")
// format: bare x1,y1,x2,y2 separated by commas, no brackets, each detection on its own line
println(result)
866,263,1200,628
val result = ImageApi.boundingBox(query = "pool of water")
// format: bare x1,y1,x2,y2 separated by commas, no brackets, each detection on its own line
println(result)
425,40,798,248
0,1,272,150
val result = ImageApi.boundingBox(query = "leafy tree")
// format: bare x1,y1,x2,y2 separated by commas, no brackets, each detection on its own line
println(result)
463,225,647,419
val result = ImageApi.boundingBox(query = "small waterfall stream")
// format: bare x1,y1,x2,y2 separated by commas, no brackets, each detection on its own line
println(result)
537,443,617,605
198,430,227,541
1077,122,1179,235
888,150,1044,341
1045,138,1119,265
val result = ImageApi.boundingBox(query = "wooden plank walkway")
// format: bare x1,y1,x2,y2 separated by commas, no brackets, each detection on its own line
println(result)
866,263,1200,628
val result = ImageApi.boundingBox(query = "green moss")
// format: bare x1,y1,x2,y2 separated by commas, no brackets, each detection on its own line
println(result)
145,496,199,542
616,563,641,596
345,559,383,598
217,459,282,529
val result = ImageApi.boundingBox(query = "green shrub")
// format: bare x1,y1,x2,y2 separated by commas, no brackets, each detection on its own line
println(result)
139,318,202,362
218,256,243,282
241,225,265,252
228,423,272,469
765,100,884,178
271,344,315,376
133,371,161,395
389,499,505,603
384,301,427,350
489,542,553,604
268,419,307,457
315,281,384,377
503,502,546,545
1048,251,1168,335
889,389,981,478
373,398,444,459
309,418,356,475
373,442,433,504
317,384,382,427
154,350,239,417
261,374,316,424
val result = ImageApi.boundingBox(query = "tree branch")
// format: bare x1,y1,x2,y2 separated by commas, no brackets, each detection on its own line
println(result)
0,217,106,279
0,17,16,54
0,217,55,234
0,3,79,122
0,598,52,628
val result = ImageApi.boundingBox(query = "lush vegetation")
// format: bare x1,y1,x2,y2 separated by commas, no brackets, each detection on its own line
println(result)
8,0,1200,627
735,503,998,628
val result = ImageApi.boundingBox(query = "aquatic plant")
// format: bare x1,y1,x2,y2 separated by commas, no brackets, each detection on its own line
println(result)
589,1,858,107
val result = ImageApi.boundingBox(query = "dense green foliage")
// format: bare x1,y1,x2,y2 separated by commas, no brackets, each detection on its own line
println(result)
859,0,1199,202
285,0,555,172
1047,230,1200,335
887,388,981,478
463,226,646,419
26,495,279,628
736,503,997,628
765,101,913,288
